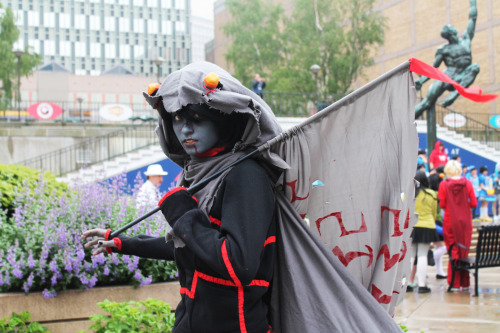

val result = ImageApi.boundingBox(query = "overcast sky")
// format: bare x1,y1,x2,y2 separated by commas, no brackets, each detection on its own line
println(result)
191,0,217,20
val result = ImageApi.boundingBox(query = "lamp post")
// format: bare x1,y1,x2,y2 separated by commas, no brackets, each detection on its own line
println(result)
77,97,84,122
310,64,321,113
13,50,24,121
153,57,165,82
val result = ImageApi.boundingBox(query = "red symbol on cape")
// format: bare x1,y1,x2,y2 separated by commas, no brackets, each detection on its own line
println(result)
371,284,393,304
381,207,411,237
286,179,310,203
376,241,407,272
332,245,373,267
315,211,367,237
27,102,63,120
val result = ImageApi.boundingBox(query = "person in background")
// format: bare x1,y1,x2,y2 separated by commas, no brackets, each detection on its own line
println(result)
462,164,468,178
135,164,168,210
478,166,493,222
494,163,500,222
429,166,447,280
429,141,448,170
438,160,477,292
417,149,429,174
451,155,461,163
466,166,479,218
407,171,440,293
251,73,266,99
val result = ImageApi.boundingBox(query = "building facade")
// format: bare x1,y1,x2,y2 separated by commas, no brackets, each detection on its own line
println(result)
5,0,192,77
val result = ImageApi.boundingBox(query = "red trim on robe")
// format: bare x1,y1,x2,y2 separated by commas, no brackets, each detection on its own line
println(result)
221,240,247,333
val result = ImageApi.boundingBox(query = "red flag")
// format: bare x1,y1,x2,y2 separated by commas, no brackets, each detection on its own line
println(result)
409,58,498,103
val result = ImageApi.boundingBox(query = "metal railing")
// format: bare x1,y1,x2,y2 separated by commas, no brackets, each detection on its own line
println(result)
420,104,500,150
19,124,158,176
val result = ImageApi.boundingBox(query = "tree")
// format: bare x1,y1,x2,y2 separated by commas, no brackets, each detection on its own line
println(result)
223,0,385,97
223,0,286,86
0,4,41,111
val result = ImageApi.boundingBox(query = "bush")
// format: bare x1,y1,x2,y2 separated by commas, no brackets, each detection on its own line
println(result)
0,170,178,297
86,298,175,333
0,164,68,217
0,311,48,332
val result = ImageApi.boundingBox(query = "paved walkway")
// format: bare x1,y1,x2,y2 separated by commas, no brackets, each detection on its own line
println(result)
394,266,500,333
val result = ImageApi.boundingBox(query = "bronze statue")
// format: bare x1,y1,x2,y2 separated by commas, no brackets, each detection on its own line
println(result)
415,0,479,118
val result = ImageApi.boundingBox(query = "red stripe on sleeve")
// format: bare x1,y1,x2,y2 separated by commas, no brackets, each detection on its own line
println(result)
221,240,247,333
158,186,187,207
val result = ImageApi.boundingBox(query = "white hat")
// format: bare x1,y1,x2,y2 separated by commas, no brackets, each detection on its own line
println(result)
144,164,168,176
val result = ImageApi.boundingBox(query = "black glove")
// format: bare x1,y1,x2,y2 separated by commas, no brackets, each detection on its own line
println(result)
158,187,198,228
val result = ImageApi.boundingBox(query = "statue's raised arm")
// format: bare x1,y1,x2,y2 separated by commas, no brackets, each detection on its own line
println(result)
464,0,478,41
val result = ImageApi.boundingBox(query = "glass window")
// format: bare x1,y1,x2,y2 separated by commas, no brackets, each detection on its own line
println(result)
119,17,129,31
75,42,86,57
147,19,159,34
75,14,85,29
119,45,130,59
90,43,100,57
89,15,99,30
28,11,40,26
105,16,114,31
175,0,185,10
105,44,115,58
60,41,71,56
45,40,55,55
175,21,184,33
133,19,144,33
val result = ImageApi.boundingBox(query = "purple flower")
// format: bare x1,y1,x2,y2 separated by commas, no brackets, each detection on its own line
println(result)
134,270,142,281
140,275,153,287
51,273,58,286
27,250,35,269
12,267,23,279
42,289,57,299
103,266,110,276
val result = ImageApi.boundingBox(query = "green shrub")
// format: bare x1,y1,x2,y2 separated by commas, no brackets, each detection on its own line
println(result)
0,311,48,332
86,298,175,333
0,164,68,217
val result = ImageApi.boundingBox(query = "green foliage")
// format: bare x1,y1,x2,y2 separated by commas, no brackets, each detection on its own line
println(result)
0,311,48,333
223,0,385,97
223,0,286,86
0,4,41,110
0,164,68,217
86,299,175,333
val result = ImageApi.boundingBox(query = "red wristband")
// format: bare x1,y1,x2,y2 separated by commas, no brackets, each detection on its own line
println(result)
104,229,112,241
113,237,122,251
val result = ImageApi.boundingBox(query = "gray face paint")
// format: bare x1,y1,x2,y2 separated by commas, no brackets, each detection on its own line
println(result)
172,111,219,157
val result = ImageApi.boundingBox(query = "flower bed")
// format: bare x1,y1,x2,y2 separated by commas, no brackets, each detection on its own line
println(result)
0,169,178,297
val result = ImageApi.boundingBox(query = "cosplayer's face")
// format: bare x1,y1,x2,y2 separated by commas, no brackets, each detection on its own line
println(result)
172,111,219,156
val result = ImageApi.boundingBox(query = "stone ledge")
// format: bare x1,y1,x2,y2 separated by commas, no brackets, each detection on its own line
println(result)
0,281,181,333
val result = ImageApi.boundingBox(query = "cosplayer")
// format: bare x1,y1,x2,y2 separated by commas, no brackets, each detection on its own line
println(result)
438,160,477,291
82,62,402,333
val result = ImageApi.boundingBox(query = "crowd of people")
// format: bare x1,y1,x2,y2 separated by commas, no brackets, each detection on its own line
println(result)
410,146,499,293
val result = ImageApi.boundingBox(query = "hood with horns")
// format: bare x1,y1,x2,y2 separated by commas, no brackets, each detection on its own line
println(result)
143,61,287,170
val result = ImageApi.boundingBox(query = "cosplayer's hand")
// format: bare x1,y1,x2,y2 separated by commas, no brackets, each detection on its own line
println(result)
158,187,198,228
81,228,119,256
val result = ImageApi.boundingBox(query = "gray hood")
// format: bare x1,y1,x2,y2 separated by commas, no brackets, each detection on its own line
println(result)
143,61,286,170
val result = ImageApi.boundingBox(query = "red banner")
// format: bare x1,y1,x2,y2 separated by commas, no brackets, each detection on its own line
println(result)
409,58,498,103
